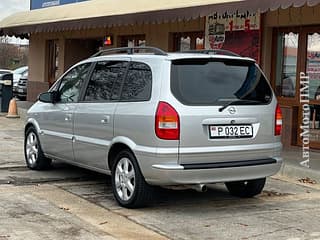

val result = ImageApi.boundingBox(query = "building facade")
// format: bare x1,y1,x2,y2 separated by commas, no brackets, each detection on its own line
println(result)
1,0,320,150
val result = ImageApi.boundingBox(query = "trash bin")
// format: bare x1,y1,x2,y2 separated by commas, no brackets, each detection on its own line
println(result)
0,73,13,113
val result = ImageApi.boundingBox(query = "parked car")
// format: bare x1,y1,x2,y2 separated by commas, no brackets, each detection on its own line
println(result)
0,69,12,75
24,47,283,208
16,71,28,100
13,66,28,94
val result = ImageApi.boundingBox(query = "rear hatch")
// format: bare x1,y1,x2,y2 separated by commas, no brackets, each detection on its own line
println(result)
170,57,278,165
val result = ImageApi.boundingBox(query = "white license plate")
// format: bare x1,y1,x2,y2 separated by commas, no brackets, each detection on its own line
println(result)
209,125,253,139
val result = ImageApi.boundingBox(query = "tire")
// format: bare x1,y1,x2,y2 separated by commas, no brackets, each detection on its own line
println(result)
24,127,52,170
225,178,266,198
111,149,154,208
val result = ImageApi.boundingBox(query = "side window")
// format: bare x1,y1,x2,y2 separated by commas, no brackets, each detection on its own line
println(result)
121,62,152,101
84,61,128,101
58,63,91,103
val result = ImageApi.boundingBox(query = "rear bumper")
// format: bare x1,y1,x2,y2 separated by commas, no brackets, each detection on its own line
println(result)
134,141,282,186
146,157,282,185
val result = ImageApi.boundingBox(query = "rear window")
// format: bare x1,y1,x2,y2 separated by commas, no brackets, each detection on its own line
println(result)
171,59,272,106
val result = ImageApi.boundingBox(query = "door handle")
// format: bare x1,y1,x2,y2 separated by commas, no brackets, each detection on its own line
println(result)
65,113,72,121
101,116,111,124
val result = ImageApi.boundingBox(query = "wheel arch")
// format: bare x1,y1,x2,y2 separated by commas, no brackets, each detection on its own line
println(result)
24,119,41,136
107,137,137,171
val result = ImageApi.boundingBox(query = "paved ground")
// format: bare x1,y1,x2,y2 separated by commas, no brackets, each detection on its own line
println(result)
1,116,320,240
0,116,24,168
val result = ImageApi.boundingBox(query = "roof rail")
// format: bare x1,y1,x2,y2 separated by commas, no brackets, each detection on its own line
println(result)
180,49,240,57
91,46,168,57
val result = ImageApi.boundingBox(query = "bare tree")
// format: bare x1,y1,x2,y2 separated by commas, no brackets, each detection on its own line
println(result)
0,36,29,69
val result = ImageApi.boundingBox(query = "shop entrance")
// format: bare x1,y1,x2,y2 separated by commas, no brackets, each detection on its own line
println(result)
273,27,320,149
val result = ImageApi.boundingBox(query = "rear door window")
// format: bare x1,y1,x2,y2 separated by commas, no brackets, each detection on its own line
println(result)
171,59,272,106
84,61,128,101
120,62,152,102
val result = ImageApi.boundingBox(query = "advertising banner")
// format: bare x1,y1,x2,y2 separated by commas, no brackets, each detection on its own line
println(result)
205,11,261,62
30,0,88,10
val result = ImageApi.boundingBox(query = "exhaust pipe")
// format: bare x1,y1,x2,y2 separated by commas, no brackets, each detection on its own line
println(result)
190,184,207,192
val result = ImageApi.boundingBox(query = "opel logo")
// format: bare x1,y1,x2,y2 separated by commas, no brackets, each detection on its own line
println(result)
228,107,236,115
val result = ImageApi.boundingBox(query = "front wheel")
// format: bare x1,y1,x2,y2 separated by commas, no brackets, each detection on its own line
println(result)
24,127,52,170
111,150,154,208
225,178,266,198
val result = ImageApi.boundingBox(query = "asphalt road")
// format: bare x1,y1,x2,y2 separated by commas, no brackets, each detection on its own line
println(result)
1,117,320,240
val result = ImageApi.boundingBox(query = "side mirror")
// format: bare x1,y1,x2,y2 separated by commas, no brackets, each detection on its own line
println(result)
38,91,58,103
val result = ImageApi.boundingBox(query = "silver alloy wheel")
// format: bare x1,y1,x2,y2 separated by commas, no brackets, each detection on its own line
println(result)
26,132,39,165
115,157,136,201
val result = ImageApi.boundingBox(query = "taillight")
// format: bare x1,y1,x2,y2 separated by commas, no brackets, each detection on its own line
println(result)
155,101,180,140
275,104,282,136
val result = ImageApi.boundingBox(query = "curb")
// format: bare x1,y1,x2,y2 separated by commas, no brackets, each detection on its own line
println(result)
280,162,320,183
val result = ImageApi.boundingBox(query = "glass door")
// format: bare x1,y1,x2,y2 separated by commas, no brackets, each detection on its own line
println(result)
275,32,299,99
273,27,320,149
307,33,320,148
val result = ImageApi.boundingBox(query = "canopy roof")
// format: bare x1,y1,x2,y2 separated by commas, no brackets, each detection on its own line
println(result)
1,0,320,36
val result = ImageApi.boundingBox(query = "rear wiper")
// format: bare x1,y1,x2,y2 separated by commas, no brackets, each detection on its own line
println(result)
218,99,262,112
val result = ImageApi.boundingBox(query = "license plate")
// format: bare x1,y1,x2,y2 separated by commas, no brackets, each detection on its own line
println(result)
18,89,23,93
209,125,253,139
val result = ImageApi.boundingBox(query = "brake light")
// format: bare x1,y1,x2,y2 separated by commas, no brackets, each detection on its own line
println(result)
155,102,180,140
275,104,282,136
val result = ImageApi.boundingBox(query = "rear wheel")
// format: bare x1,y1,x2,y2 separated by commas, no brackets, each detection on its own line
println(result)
111,149,154,208
24,127,52,170
225,178,266,198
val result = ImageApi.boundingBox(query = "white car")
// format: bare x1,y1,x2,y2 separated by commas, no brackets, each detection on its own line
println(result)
13,66,28,93
0,69,12,75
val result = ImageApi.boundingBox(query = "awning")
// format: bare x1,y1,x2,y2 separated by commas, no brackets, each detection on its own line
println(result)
1,0,320,36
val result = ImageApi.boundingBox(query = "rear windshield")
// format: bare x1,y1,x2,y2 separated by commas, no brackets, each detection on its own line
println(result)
171,59,272,106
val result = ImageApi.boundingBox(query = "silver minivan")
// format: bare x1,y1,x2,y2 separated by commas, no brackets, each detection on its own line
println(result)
24,47,282,208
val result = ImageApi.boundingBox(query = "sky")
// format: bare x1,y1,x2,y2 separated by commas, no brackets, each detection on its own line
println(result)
0,0,30,45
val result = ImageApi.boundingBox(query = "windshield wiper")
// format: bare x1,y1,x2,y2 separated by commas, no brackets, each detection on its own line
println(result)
218,99,262,112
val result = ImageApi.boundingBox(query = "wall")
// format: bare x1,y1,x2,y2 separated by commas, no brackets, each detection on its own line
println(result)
64,39,98,70
27,35,49,101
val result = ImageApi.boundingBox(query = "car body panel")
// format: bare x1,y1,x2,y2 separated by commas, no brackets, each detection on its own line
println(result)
73,102,117,170
29,102,75,162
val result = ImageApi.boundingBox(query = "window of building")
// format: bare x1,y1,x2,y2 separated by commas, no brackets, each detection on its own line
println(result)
120,62,152,101
275,32,298,98
307,33,320,100
171,32,205,51
118,35,146,47
307,33,320,142
84,61,128,101
180,36,191,51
